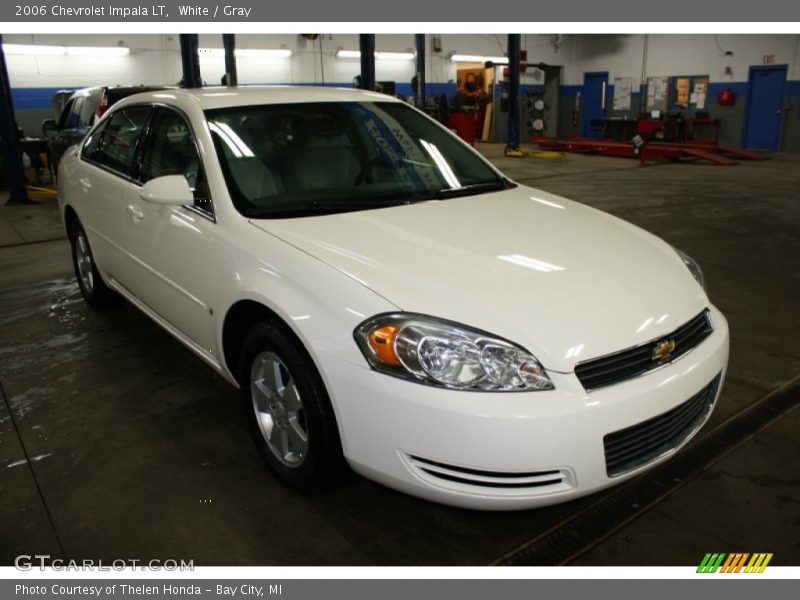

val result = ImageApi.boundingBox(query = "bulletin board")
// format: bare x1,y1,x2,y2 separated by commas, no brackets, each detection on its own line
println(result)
645,76,669,113
613,77,634,111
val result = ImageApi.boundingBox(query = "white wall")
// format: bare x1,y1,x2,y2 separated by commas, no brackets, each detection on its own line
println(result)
4,34,182,87
561,33,800,87
4,33,799,91
2,33,565,88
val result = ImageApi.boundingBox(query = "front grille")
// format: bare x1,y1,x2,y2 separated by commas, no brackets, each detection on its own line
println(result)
407,455,568,490
604,374,721,476
575,310,713,391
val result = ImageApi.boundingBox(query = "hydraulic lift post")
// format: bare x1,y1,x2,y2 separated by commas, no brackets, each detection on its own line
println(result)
179,34,202,88
506,34,521,150
415,34,426,109
359,34,376,91
223,34,237,87
0,34,29,205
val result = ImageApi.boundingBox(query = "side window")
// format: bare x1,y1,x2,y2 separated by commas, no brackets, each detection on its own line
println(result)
94,106,151,176
81,121,107,160
57,99,75,130
140,108,212,214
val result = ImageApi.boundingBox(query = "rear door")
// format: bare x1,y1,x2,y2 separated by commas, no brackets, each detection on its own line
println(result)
118,106,216,351
77,105,153,282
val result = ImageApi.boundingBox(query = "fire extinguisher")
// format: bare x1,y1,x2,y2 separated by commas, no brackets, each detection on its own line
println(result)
717,89,736,106
572,92,581,127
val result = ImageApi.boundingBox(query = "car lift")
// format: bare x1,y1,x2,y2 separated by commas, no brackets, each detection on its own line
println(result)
534,137,770,166
501,35,564,160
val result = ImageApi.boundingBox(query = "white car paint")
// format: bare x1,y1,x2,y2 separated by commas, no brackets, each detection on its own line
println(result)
59,87,729,510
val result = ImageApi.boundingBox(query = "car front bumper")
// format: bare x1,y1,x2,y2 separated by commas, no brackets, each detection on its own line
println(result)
315,305,730,510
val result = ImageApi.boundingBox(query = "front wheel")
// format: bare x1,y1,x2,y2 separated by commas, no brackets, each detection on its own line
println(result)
240,322,344,491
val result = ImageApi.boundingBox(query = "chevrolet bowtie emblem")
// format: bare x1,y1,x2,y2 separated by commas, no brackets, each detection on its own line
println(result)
652,339,677,361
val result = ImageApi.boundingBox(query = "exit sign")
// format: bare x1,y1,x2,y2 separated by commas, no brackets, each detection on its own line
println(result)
763,54,776,64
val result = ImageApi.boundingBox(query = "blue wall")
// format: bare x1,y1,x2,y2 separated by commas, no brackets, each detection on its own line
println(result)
12,79,800,150
13,80,795,110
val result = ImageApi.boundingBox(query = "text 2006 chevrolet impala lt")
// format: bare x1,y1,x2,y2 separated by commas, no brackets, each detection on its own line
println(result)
59,87,728,510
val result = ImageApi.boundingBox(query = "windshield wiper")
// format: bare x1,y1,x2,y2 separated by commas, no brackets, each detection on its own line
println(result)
432,181,510,199
244,197,415,219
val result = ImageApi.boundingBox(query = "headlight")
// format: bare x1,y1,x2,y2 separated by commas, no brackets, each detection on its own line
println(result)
354,313,554,392
675,248,705,290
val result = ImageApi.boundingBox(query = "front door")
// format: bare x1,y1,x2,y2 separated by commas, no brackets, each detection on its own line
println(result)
121,107,216,353
743,65,787,150
582,72,608,138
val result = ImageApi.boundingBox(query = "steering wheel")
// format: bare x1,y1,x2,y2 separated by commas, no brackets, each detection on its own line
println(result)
354,155,391,186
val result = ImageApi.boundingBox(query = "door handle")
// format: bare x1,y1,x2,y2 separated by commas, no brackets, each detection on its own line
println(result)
126,204,144,221
78,177,91,190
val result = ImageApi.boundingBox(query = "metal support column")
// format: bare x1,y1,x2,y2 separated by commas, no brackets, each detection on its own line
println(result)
507,34,521,149
359,34,375,91
179,34,202,88
0,34,29,205
414,34,426,109
222,34,237,87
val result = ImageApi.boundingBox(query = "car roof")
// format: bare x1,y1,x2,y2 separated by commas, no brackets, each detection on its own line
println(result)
115,85,403,112
66,84,171,97
106,85,174,96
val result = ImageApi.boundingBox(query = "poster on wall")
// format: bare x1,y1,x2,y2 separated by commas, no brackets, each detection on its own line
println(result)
646,76,669,112
613,77,634,110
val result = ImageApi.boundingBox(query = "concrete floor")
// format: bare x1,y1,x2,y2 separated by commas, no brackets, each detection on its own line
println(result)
1,148,798,566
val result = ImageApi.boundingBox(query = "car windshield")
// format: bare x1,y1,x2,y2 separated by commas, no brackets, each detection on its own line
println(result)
205,101,511,218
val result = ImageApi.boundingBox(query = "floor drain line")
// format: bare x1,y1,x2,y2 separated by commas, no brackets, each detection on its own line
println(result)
0,237,65,250
492,375,800,566
0,378,67,558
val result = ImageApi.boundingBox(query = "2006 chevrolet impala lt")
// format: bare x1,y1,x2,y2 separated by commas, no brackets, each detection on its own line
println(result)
58,87,729,510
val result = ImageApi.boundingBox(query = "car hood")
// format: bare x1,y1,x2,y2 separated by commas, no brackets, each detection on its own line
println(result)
250,185,708,373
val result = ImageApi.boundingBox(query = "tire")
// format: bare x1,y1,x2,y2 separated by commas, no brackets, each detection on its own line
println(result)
240,321,344,491
70,220,116,308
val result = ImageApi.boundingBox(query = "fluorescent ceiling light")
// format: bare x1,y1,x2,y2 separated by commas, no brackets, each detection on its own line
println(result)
450,54,483,63
3,43,130,56
336,50,415,61
3,44,65,56
451,54,509,64
199,48,291,58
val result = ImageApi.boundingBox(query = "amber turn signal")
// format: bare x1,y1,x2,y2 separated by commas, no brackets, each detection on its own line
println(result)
368,325,401,366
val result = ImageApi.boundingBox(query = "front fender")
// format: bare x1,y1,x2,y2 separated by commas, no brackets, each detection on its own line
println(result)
211,219,398,385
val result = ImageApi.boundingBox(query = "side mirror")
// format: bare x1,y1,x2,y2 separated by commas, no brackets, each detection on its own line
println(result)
42,119,57,136
139,175,193,206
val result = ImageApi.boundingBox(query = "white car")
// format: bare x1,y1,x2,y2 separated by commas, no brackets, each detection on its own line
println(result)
58,87,729,510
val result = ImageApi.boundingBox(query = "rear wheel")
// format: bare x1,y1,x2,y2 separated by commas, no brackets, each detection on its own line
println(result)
70,221,116,308
240,322,343,491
